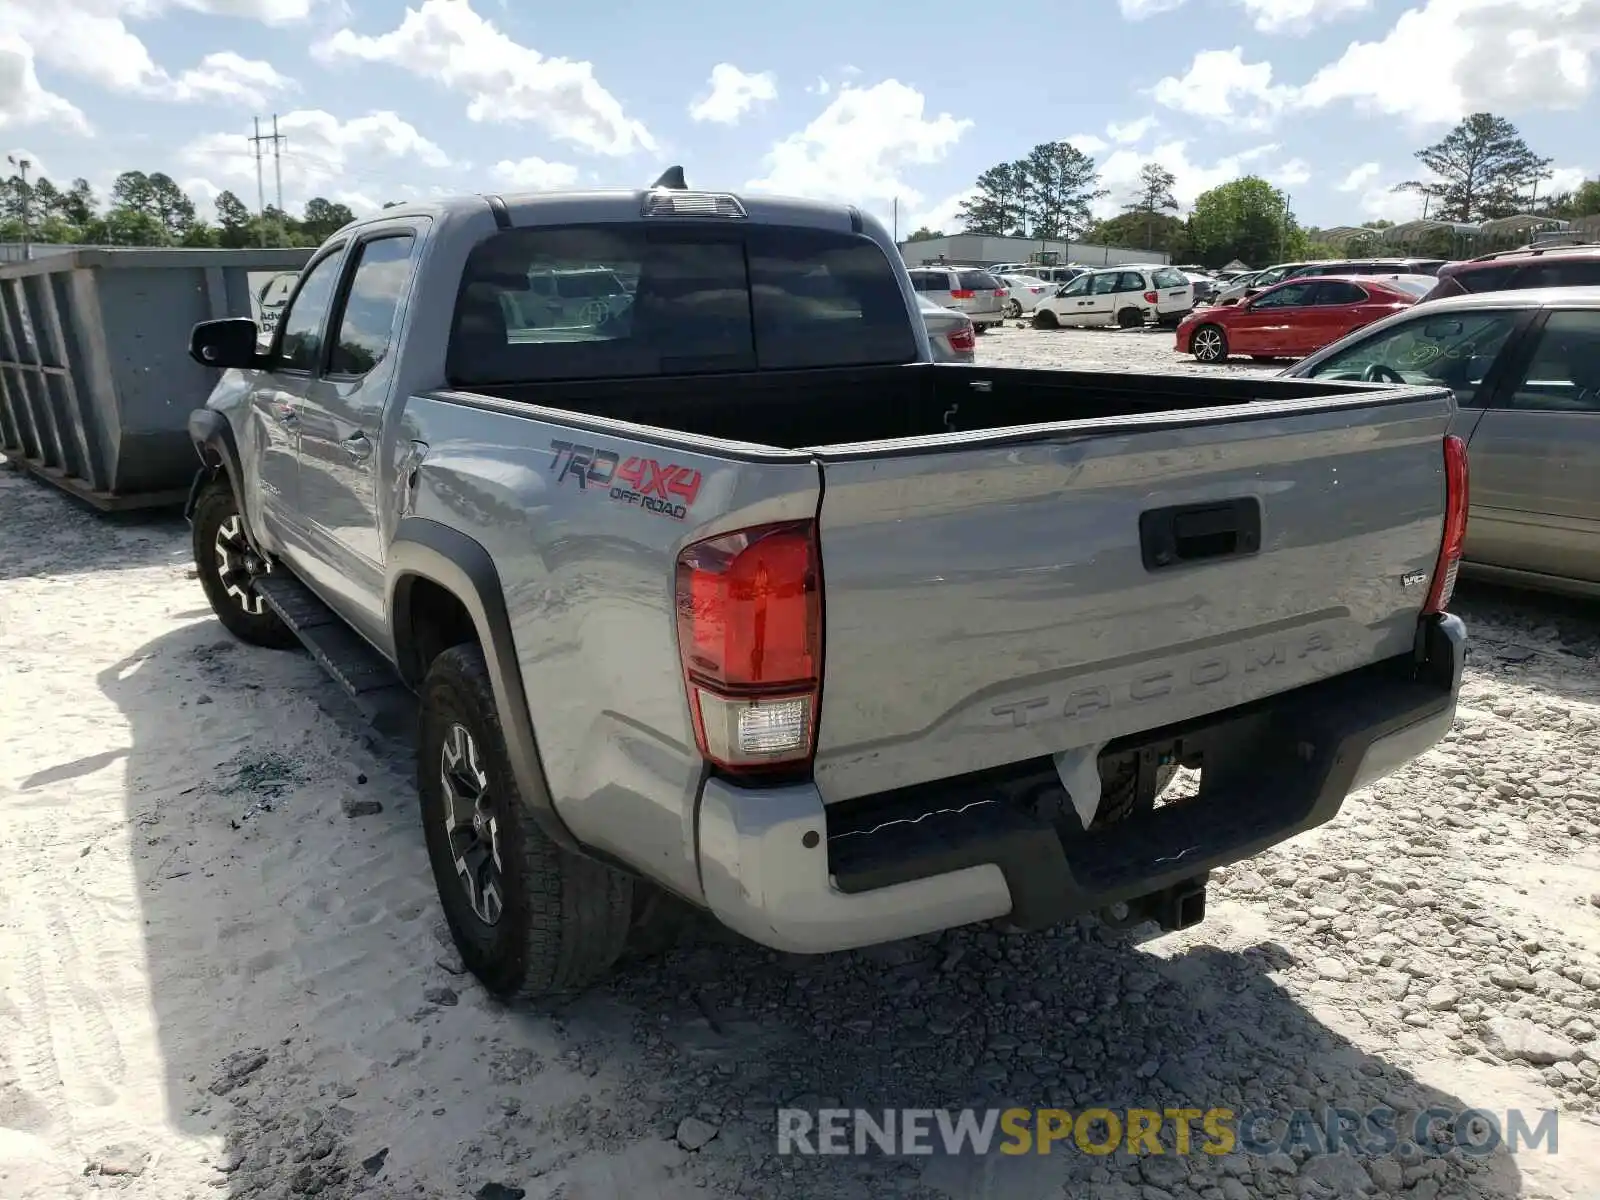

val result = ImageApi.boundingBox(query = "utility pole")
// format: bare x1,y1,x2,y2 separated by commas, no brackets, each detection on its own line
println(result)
271,113,285,214
7,154,32,261
250,117,267,245
248,116,287,245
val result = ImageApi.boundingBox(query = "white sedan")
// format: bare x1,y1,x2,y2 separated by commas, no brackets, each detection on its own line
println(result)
997,274,1053,318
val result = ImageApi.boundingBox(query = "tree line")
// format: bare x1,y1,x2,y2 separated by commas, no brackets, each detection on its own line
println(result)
909,113,1599,269
0,171,361,249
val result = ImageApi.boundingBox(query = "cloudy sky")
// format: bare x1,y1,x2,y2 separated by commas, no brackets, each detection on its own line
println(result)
1,0,1596,235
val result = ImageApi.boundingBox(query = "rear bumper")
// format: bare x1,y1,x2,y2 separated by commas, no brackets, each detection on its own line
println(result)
695,614,1464,953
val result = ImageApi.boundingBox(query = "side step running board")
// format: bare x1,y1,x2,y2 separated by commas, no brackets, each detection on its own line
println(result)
253,574,417,744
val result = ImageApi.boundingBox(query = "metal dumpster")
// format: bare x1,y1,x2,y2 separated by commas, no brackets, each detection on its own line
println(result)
0,247,313,510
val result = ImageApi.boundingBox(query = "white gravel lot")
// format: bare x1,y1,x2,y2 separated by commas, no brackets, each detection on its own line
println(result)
2,326,1599,1200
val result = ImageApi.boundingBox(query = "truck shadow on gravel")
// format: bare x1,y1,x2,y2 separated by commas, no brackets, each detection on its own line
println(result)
99,618,1532,1200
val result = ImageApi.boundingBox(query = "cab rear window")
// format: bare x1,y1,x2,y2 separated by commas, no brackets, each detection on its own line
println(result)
447,224,917,383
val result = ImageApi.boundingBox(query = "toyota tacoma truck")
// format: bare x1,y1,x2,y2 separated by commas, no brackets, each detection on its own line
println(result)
183,171,1469,1000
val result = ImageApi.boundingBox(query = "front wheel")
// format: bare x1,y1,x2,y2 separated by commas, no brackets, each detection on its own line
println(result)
191,479,297,649
1190,324,1229,363
1003,300,1022,319
419,644,633,999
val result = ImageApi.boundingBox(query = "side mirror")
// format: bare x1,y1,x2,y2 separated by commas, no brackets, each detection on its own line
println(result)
190,318,264,369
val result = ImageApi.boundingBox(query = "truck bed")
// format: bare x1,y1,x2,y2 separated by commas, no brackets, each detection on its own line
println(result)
455,365,1455,807
463,364,1398,450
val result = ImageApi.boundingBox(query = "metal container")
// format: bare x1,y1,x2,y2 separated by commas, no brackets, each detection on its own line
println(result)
0,247,313,510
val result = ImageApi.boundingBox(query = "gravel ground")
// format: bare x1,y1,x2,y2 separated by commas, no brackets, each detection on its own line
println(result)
2,328,1599,1200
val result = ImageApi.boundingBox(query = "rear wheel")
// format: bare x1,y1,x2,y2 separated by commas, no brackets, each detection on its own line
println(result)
1116,307,1144,330
1003,299,1022,319
1191,324,1228,363
419,644,633,999
191,479,297,649
1031,308,1060,330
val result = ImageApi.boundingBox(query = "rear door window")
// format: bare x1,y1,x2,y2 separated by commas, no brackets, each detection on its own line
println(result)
1457,264,1527,294
1310,281,1368,306
1521,260,1600,289
1507,310,1600,412
1118,271,1149,293
958,270,1000,291
448,223,914,383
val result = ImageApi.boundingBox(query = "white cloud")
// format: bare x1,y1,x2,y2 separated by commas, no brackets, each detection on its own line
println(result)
807,76,830,96
1268,158,1312,188
1234,0,1373,33
1066,132,1109,156
168,52,294,108
1118,0,1188,17
313,0,654,156
1107,116,1157,144
904,188,976,236
0,34,89,134
1151,47,1292,130
1,1,304,106
688,63,776,125
1544,165,1591,198
1120,0,1370,30
180,109,449,211
746,80,971,213
1297,0,1600,125
1339,162,1381,192
1091,139,1302,219
490,155,580,190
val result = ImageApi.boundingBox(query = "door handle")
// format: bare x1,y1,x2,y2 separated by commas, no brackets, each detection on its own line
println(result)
342,432,373,463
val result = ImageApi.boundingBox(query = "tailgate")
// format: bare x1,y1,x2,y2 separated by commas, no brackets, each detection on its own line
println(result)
810,390,1455,803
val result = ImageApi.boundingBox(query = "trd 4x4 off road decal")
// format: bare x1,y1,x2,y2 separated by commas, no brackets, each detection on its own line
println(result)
549,440,703,521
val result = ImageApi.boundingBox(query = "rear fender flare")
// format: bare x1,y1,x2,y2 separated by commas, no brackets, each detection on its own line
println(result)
387,517,581,854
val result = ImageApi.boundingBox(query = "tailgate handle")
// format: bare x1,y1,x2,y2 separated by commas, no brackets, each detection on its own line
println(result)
1140,498,1261,570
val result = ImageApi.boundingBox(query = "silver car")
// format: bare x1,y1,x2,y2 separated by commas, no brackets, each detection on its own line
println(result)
907,266,1006,331
1286,286,1600,597
917,295,976,362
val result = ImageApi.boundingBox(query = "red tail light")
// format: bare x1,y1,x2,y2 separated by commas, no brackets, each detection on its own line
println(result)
949,289,975,299
675,521,822,772
947,326,975,352
993,288,1009,298
1422,435,1469,615
1143,290,1159,304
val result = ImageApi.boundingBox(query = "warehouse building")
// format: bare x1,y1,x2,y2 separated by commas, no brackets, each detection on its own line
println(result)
897,233,1170,269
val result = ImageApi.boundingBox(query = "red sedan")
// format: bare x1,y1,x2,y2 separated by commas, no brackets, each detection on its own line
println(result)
1176,275,1421,363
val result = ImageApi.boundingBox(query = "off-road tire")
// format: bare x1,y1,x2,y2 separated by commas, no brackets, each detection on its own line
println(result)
191,479,298,649
1032,308,1060,330
419,644,632,999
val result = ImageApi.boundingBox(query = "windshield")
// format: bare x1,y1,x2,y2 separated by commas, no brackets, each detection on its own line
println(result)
1303,309,1520,389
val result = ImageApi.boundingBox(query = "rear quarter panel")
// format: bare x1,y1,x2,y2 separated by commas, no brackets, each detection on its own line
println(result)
398,393,821,901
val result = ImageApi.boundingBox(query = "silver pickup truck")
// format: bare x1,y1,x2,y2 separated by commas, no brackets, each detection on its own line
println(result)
183,173,1469,1001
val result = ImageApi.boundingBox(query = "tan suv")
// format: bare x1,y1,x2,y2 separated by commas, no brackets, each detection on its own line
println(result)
907,267,1007,332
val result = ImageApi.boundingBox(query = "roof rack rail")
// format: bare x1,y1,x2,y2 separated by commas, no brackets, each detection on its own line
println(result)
1466,241,1600,263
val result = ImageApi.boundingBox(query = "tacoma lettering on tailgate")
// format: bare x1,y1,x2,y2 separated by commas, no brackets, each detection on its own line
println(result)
549,440,702,520
989,632,1337,728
